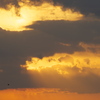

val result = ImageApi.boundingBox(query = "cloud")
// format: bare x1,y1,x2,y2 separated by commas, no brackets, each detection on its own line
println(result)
1,0,100,18
21,49,100,74
0,69,3,72
0,0,19,8
32,20,100,44
79,42,100,53
0,0,100,32
0,0,83,31
52,0,100,17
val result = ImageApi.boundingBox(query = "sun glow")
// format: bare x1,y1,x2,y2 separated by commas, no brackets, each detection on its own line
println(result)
0,1,83,31
0,6,32,31
16,18,25,24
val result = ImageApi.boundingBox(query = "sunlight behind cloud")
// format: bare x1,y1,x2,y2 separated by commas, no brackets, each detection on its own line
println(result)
0,6,32,31
21,51,100,76
0,1,83,31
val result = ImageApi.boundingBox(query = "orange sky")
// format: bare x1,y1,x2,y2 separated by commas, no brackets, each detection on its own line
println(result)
0,88,100,100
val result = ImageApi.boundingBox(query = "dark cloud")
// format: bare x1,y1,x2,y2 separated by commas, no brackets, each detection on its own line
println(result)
52,0,100,16
31,20,100,44
0,0,19,8
0,23,88,60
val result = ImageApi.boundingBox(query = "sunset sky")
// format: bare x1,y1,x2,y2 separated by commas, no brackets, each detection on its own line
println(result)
0,0,100,100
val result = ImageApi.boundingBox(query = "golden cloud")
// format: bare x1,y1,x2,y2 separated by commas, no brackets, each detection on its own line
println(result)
0,0,83,31
21,49,100,76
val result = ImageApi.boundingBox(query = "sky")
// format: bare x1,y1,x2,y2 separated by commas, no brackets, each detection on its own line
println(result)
0,0,100,100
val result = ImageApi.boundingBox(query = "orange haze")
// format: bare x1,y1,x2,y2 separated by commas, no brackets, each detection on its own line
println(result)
0,88,100,100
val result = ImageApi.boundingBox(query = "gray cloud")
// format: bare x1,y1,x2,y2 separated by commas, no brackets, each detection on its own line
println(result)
31,20,100,44
52,0,100,17
0,0,19,8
